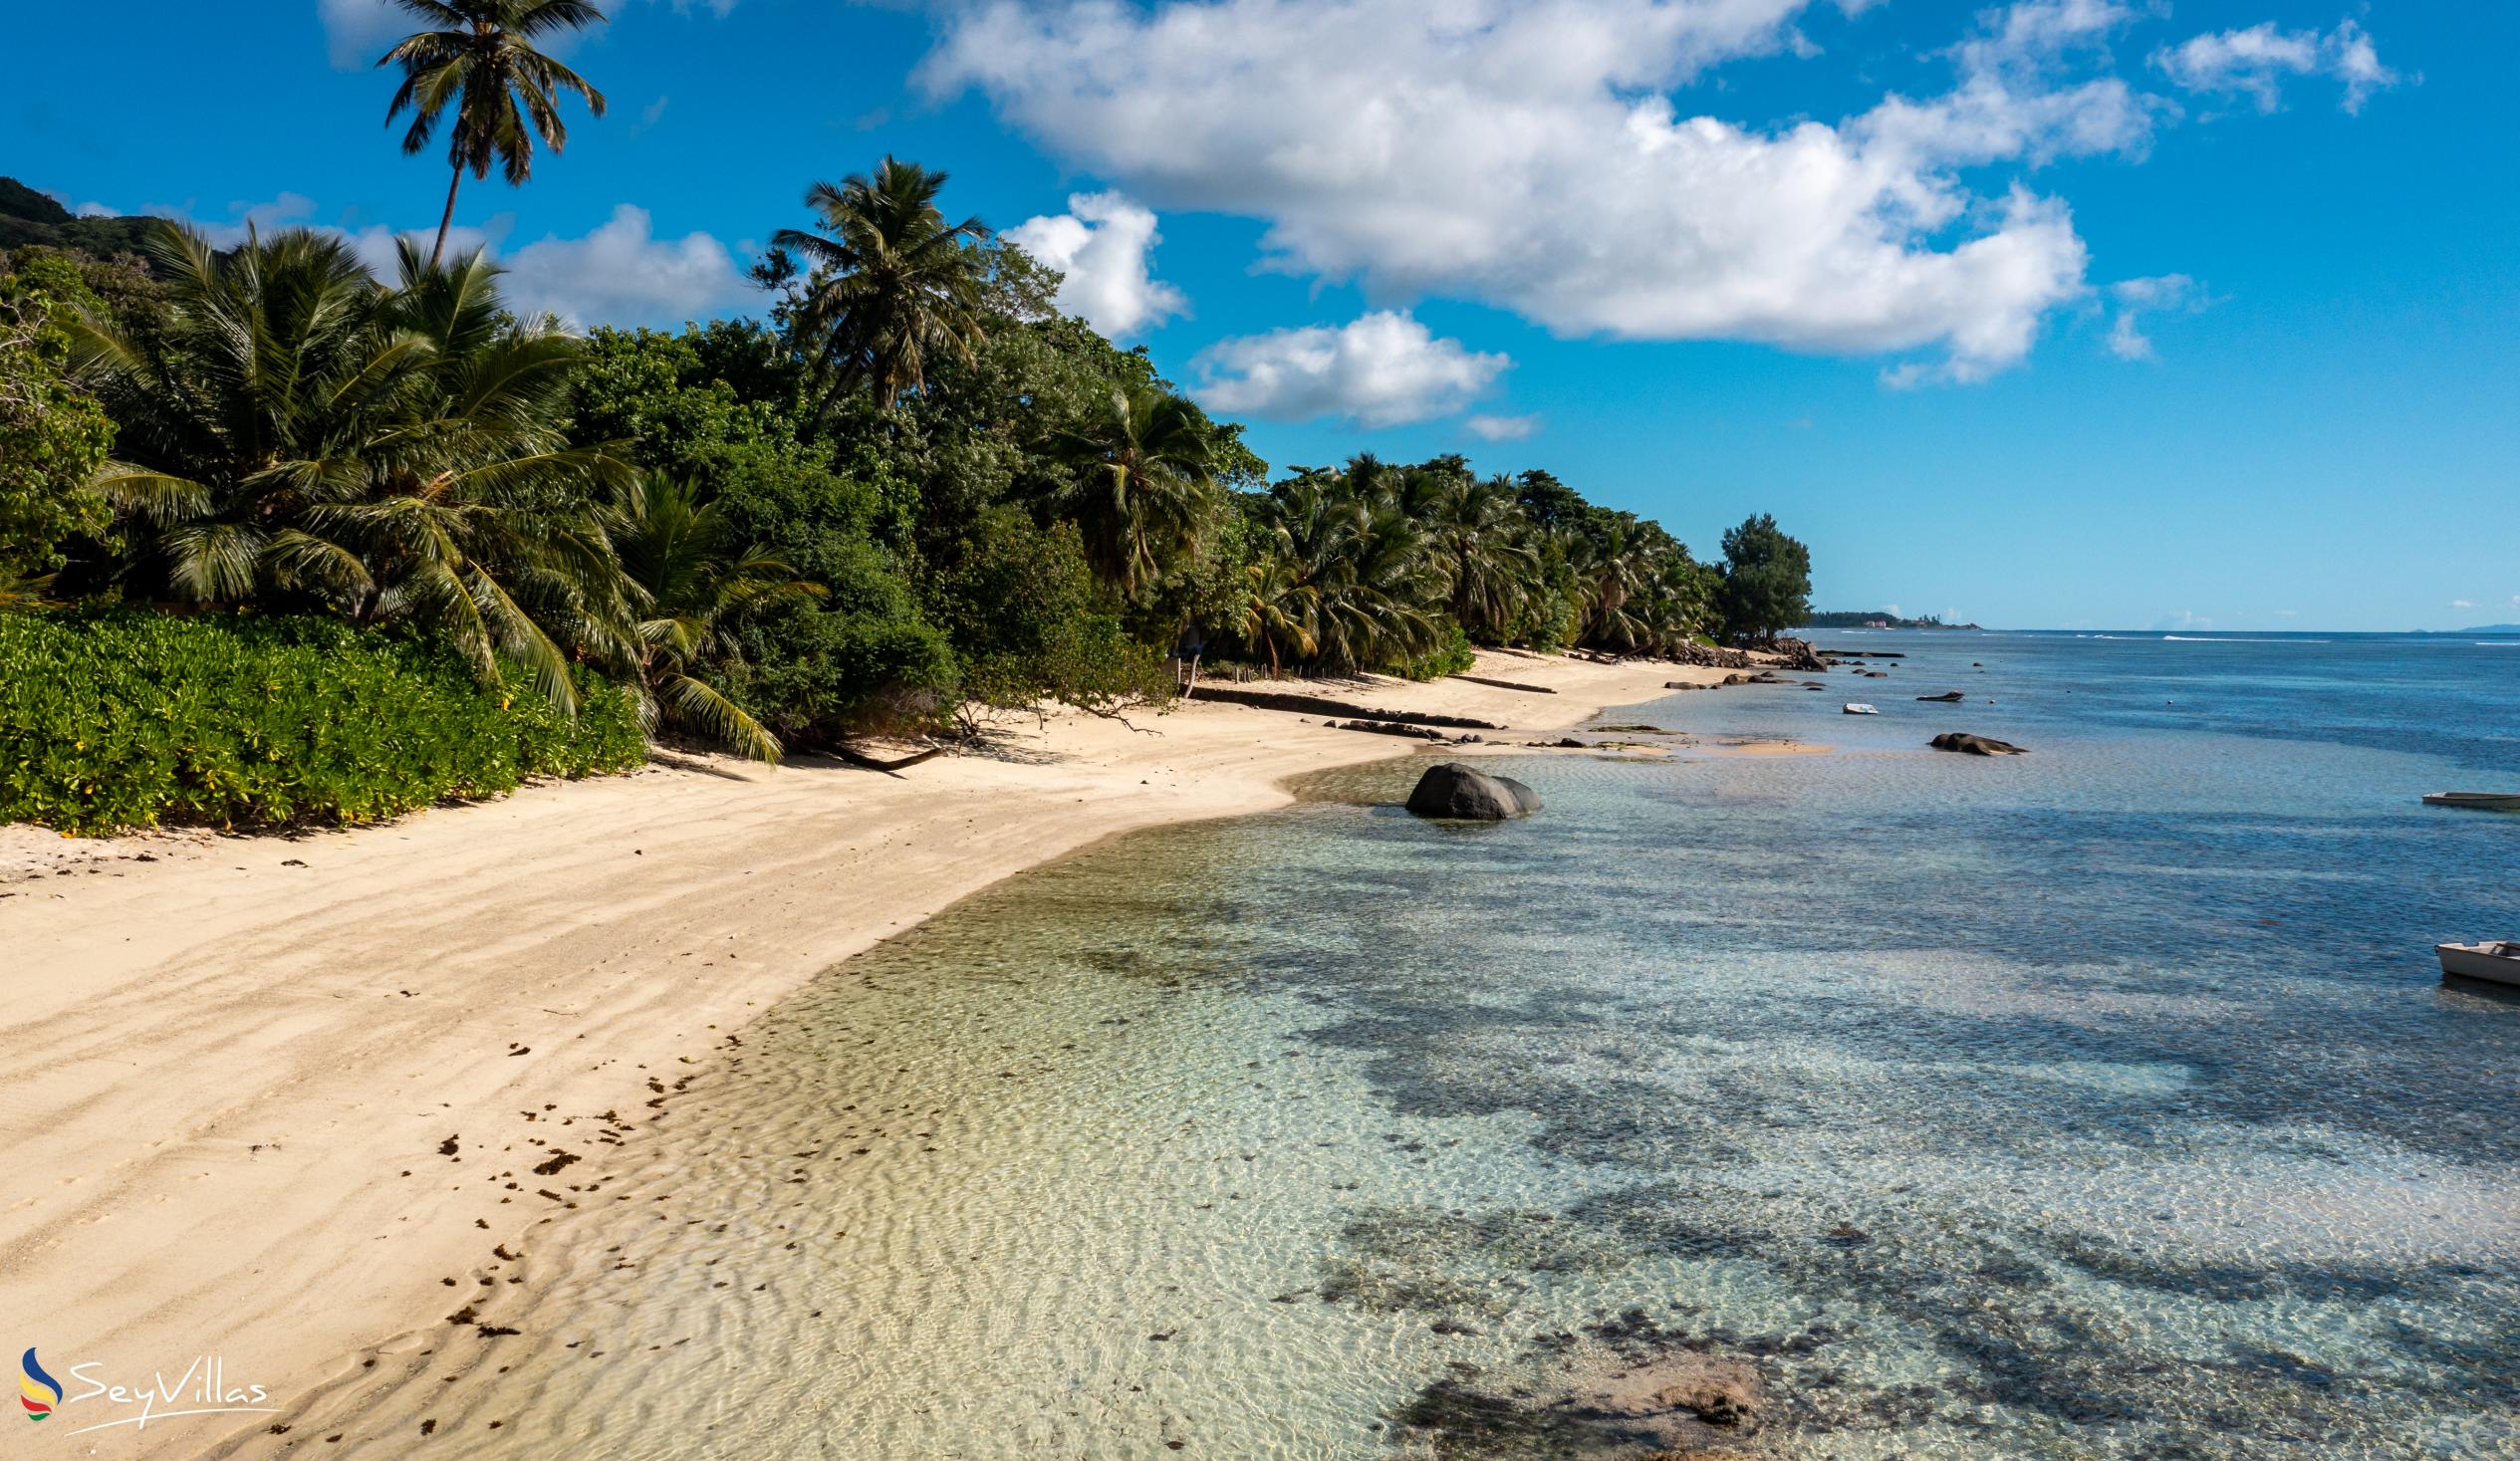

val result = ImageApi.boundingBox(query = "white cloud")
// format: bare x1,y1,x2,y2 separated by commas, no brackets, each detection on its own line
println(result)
497,205,749,328
1005,192,1189,338
145,192,747,329
2450,600,2477,609
163,193,323,248
2150,19,2397,115
924,0,2141,384
1465,413,1542,441
2104,272,2208,361
321,0,733,70
1861,0,2160,169
318,0,403,70
1192,311,1508,427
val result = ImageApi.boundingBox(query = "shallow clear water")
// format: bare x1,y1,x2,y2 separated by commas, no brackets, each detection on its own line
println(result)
292,633,2520,1460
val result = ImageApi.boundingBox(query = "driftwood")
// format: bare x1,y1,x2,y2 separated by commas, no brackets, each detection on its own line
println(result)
834,743,948,774
1451,674,1558,694
1327,718,1454,743
1187,685,1502,730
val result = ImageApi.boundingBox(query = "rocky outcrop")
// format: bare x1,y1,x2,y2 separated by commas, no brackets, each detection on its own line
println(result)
1915,690,1965,703
1664,642,1757,669
1767,636,1828,672
1404,762,1544,820
1930,732,2029,756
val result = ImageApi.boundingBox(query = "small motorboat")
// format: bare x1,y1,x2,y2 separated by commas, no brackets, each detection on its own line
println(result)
1842,702,1879,715
2422,792,2520,811
2437,941,2520,986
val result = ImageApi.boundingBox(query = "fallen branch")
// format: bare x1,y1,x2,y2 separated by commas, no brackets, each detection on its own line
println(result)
1187,685,1502,730
833,743,948,775
1451,674,1558,694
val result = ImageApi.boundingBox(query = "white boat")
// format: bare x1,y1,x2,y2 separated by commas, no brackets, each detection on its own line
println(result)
1842,703,1879,715
2422,792,2520,811
2437,941,2520,986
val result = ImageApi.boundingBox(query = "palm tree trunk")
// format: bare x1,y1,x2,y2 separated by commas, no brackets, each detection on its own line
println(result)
430,164,463,269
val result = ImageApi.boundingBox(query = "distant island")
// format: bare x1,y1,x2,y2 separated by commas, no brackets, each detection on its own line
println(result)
1803,610,1983,630
2459,623,2520,634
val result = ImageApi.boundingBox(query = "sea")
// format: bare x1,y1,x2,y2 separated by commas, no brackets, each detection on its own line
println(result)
281,631,2520,1460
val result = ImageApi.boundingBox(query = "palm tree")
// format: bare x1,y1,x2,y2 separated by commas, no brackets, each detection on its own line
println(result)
1046,384,1220,599
379,0,611,268
1229,525,1318,675
1425,472,1539,639
70,221,632,709
1267,465,1445,674
771,158,988,407
604,476,824,762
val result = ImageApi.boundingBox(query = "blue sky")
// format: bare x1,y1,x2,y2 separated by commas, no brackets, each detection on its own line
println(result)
5,1,2514,630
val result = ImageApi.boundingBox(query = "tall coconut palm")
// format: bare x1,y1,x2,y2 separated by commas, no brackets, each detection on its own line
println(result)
70,221,632,709
771,157,988,407
604,475,823,762
1229,526,1318,675
1046,384,1220,599
1268,466,1444,674
1425,472,1539,639
380,0,610,268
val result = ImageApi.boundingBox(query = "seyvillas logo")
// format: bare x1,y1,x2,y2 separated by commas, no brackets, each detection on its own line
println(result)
14,1349,276,1436
20,1348,62,1421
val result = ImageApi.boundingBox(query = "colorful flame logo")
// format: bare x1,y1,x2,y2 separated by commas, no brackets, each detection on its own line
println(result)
20,1348,62,1421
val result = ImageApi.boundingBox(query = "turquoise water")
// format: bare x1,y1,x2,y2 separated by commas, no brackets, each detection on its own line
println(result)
286,634,2520,1459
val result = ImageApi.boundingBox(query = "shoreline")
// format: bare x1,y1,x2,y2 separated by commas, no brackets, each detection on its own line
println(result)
0,649,1733,1455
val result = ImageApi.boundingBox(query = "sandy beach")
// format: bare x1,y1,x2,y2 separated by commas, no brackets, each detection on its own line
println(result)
0,649,1731,1454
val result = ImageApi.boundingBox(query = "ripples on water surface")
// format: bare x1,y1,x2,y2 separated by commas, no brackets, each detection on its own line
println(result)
309,634,2520,1459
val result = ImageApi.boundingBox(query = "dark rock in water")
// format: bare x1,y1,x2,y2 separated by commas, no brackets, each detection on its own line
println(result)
1930,733,2029,756
1916,690,1965,703
1406,762,1544,820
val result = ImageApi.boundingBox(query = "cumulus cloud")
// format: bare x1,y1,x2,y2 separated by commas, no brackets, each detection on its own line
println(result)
923,0,2147,383
145,192,747,329
1192,312,1509,427
317,0,404,69
1465,413,1542,441
2104,273,2209,361
497,205,749,327
320,0,735,69
2149,19,2397,115
1005,192,1189,337
2451,600,2477,609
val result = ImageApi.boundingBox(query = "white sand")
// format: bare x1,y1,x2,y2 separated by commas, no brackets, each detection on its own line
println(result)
0,651,1720,1453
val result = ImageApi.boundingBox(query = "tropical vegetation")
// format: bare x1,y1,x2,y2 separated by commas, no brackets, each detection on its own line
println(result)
0,610,640,834
0,2,1810,832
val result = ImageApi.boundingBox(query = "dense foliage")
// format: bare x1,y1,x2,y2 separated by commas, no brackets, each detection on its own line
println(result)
0,249,115,593
7,125,1811,829
1715,513,1815,642
0,611,641,834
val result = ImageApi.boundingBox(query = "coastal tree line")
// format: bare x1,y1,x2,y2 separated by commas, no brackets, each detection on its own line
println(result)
0,0,1811,828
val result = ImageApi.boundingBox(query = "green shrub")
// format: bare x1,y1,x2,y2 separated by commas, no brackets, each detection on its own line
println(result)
1389,623,1476,681
0,610,644,834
